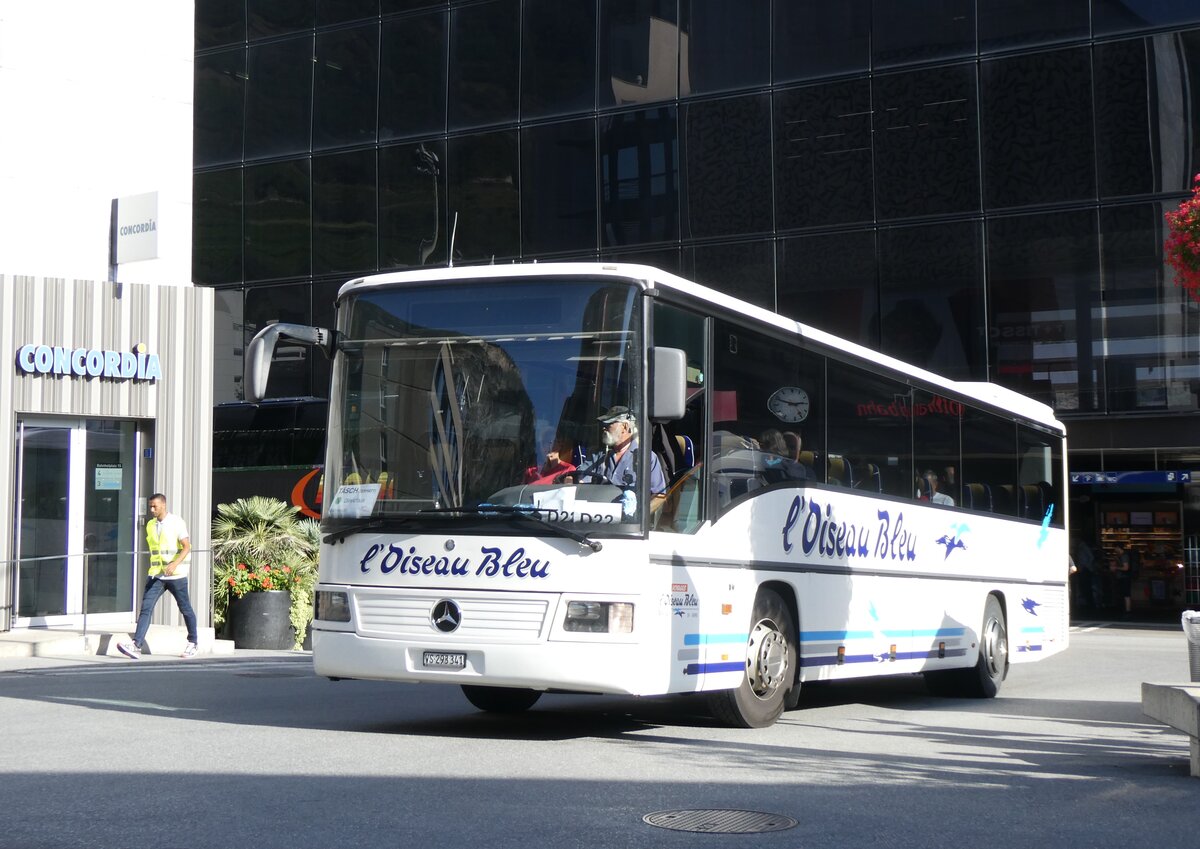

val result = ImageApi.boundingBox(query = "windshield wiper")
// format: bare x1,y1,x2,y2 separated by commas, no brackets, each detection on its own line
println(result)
420,505,603,553
322,514,424,544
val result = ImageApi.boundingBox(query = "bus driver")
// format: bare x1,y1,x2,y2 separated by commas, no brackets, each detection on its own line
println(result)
579,406,666,495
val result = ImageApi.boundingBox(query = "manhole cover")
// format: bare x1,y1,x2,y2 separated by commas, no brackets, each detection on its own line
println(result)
643,809,797,834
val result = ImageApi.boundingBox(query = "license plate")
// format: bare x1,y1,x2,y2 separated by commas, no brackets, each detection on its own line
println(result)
422,651,466,669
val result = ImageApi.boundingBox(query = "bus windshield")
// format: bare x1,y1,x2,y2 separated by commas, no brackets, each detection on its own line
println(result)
323,278,648,534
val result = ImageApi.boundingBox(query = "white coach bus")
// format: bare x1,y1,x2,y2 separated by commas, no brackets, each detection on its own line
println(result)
246,263,1068,727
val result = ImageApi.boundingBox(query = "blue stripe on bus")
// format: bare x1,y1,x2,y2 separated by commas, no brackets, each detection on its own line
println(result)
800,648,969,668
1017,644,1043,653
802,627,965,642
683,633,748,646
1020,626,1045,634
800,630,874,642
684,662,745,675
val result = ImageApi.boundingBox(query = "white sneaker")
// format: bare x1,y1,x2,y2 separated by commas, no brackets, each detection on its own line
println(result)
181,642,198,659
117,640,141,660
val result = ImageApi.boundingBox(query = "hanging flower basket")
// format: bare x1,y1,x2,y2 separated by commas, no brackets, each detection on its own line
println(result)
1165,174,1200,302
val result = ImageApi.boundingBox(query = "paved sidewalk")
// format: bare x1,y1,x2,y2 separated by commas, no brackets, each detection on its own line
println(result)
0,623,237,672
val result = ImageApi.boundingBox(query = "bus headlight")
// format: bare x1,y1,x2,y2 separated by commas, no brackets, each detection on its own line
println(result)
315,590,351,622
564,601,634,634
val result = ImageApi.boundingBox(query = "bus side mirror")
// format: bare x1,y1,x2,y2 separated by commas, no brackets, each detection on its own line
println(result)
245,323,334,402
650,347,686,422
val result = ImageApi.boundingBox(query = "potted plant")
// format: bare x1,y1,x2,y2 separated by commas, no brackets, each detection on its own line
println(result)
1165,174,1200,302
212,496,320,650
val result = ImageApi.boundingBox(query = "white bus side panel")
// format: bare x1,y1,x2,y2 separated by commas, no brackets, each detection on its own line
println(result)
650,486,1068,693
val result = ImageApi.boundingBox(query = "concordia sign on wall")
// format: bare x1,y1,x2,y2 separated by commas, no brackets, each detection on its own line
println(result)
14,342,161,381
114,191,158,264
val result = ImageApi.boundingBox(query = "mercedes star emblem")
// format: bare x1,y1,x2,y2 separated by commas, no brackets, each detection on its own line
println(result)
431,599,462,633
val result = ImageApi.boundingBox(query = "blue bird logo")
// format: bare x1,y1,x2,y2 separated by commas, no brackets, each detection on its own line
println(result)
936,522,970,559
1022,598,1041,616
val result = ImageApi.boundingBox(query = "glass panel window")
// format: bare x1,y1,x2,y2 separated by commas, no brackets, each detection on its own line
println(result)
680,94,771,239
981,48,1095,209
961,407,1018,517
380,11,448,140
383,0,448,11
680,0,769,97
986,210,1103,414
521,0,596,119
244,282,314,399
913,390,962,508
313,25,379,150
773,0,869,83
521,119,598,256
599,105,679,247
711,321,826,513
244,36,313,160
600,246,682,274
197,0,245,49
1094,0,1200,36
244,159,311,282
1101,203,1200,414
194,48,245,167
599,0,679,108
448,0,519,131
774,80,873,229
317,0,379,25
826,360,912,500
213,288,246,404
873,65,980,219
248,0,315,40
871,0,975,69
447,130,519,263
684,241,775,313
1095,32,1200,198
877,221,985,381
193,168,243,285
380,141,448,269
313,150,377,275
978,0,1089,53
778,230,878,348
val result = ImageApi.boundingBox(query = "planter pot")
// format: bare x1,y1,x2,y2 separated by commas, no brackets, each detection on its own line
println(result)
228,590,294,650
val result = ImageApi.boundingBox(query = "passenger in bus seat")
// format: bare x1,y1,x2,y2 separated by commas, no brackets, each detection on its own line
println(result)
523,435,577,485
922,470,954,506
758,429,808,482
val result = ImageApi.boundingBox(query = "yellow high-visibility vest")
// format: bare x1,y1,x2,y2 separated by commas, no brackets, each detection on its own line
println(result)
147,517,188,576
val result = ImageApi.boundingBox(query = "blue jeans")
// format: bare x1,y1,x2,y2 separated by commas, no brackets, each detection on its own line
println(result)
132,576,198,646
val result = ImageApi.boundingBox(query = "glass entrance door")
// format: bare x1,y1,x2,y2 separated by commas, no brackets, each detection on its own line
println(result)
13,418,142,626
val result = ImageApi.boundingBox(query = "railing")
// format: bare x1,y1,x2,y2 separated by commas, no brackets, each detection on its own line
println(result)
2,547,213,636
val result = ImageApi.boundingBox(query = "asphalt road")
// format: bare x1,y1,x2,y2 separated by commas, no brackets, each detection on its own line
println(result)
0,624,1195,849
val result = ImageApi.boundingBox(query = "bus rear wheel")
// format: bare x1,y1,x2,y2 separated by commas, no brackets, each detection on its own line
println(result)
925,594,1008,698
461,685,542,714
708,588,796,728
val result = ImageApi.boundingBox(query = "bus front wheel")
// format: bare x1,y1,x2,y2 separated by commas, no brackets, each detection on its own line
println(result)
461,685,542,714
708,588,796,728
925,594,1008,698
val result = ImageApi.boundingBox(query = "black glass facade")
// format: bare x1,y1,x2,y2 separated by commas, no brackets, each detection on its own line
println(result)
195,1,1200,583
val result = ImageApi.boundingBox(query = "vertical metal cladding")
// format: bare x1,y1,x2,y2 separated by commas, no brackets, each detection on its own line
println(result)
0,275,214,632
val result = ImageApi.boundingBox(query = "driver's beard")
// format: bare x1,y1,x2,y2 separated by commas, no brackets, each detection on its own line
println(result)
601,430,617,447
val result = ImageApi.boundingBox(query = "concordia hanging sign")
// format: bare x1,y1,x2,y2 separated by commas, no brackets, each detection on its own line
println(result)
14,342,162,382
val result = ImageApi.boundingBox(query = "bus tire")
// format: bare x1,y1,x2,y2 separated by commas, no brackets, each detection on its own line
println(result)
460,685,542,714
925,594,1008,698
708,588,796,728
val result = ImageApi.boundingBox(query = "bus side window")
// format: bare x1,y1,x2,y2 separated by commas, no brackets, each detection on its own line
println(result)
1018,424,1064,526
652,303,708,533
961,407,1018,517
826,361,912,500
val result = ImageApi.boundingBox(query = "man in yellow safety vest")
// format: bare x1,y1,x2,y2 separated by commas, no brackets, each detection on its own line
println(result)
117,493,199,659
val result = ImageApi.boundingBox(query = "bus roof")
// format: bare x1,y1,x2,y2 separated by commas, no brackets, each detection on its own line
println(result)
341,262,1064,434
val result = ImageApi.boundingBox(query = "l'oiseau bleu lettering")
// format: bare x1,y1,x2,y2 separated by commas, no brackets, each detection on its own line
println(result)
782,495,918,562
359,542,551,579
